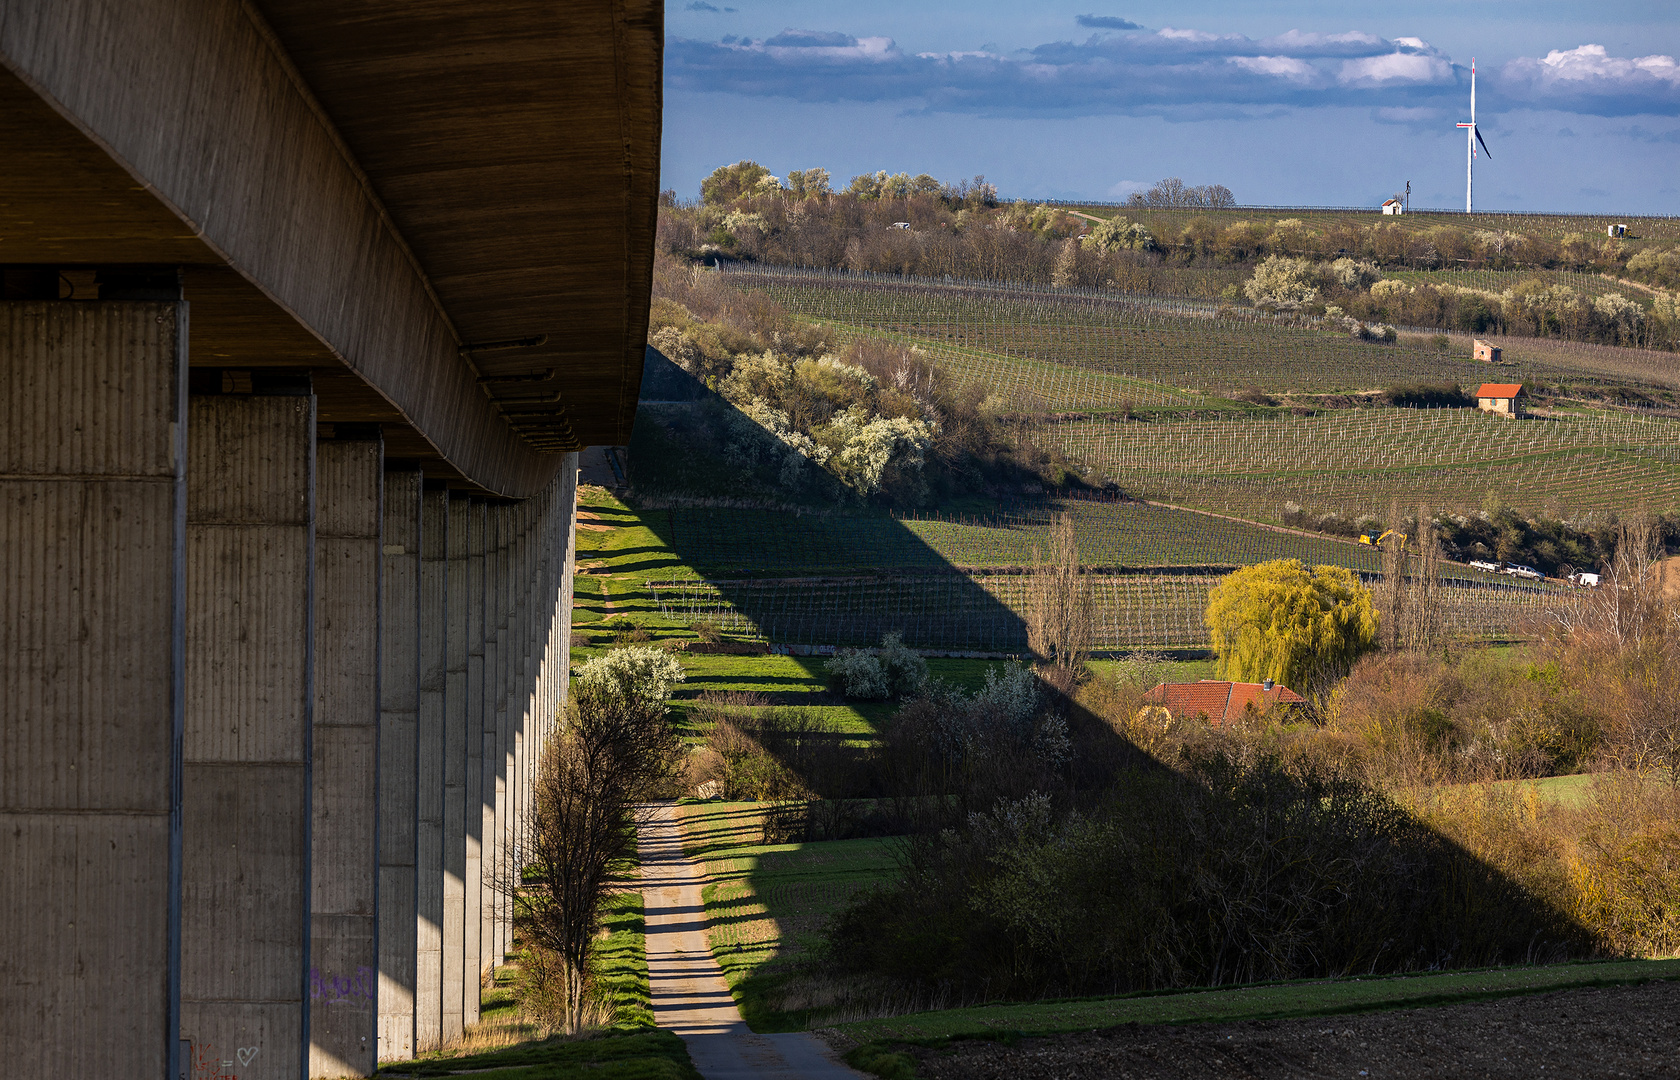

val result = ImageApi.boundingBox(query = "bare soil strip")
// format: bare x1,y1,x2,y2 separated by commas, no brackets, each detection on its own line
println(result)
890,979,1680,1079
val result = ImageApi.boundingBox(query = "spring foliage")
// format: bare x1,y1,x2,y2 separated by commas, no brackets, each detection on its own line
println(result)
1205,559,1376,693
573,645,686,707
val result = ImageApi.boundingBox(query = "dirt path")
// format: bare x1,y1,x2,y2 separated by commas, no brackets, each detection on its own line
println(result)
638,803,864,1080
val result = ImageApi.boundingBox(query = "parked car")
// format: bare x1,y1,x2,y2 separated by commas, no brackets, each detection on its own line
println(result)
1469,559,1501,573
1503,564,1544,580
1567,571,1601,588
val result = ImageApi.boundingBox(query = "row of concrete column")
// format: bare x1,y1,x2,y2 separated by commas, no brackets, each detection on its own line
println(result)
1,301,579,1079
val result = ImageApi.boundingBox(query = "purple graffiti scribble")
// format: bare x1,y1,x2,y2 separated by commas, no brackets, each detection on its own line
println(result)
310,965,376,1005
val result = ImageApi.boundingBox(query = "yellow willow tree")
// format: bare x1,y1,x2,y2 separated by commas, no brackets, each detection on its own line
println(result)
1206,559,1377,697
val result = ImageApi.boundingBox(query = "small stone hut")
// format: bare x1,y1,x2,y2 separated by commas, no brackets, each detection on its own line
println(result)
1476,382,1526,417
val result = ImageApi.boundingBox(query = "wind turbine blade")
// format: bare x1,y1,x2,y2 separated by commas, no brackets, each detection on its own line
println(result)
1476,127,1492,159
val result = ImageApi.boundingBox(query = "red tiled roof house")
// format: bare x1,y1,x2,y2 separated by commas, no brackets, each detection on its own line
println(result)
1140,680,1306,726
1476,383,1525,418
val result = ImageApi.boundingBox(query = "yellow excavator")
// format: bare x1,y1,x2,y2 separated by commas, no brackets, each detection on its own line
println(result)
1358,529,1408,549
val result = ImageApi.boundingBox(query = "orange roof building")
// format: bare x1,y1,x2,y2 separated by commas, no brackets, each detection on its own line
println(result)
1141,680,1306,725
1475,383,1526,418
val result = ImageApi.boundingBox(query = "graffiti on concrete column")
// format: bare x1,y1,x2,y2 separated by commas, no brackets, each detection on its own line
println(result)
190,1042,259,1079
311,965,376,1006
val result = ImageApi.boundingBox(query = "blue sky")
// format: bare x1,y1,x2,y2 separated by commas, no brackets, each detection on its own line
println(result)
661,1,1680,211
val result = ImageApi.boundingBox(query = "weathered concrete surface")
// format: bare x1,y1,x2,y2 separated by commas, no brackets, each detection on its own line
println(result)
512,501,532,883
442,496,469,1042
182,392,316,1080
638,805,865,1080
464,500,487,1024
377,472,422,1061
416,488,448,1050
0,0,644,490
0,302,186,1080
490,504,513,969
310,437,383,1078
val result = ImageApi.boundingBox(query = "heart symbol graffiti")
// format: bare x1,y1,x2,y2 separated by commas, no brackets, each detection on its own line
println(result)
237,1046,260,1067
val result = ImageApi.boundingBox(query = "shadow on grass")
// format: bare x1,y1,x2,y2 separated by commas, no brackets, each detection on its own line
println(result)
627,356,1030,654
618,352,1601,1042
374,1030,699,1080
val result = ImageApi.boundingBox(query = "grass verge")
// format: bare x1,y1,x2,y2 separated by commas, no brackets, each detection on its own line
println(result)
832,956,1680,1077
676,800,899,1032
375,1029,700,1079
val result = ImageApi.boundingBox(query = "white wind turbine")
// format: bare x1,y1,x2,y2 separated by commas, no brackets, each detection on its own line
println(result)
1455,58,1493,212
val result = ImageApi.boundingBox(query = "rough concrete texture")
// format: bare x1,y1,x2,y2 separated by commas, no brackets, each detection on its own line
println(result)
442,495,469,1042
181,392,316,1080
0,302,186,1080
463,499,486,1025
481,505,506,977
309,438,383,1077
377,471,422,1062
415,488,448,1051
639,805,865,1080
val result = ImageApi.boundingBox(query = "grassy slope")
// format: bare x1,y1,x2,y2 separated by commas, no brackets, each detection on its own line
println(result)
676,801,899,1033
723,269,1680,522
374,1030,700,1079
597,890,654,1029
834,958,1680,1046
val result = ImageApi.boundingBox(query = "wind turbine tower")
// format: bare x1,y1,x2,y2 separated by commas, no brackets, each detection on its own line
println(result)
1455,58,1493,213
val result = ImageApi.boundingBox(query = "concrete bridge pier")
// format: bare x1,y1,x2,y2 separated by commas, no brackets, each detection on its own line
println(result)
491,504,515,972
377,471,423,1061
415,487,449,1051
464,500,487,1026
0,299,187,1080
310,434,385,1078
443,496,471,1043
181,388,317,1080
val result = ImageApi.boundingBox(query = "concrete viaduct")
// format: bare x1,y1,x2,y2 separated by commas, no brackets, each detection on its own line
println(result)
0,2,661,1077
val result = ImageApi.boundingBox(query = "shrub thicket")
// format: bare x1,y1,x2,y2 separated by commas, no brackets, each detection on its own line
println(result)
634,258,1088,504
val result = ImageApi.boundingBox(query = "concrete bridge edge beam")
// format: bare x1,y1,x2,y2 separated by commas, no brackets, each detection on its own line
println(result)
0,301,186,1080
181,391,317,1080
376,471,422,1063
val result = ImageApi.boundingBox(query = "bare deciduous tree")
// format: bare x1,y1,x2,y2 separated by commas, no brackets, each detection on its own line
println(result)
517,680,681,1031
1375,503,1443,654
1028,513,1093,689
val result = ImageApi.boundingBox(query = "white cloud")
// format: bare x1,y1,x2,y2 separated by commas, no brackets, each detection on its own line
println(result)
669,27,1680,119
1537,44,1680,84
1500,45,1680,114
1338,53,1453,86
1228,55,1317,83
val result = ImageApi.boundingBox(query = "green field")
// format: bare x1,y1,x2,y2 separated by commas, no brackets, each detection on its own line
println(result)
713,267,1680,525
579,483,1562,655
834,957,1680,1045
620,500,1383,575
733,267,1511,397
725,266,1680,400
676,800,899,1032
